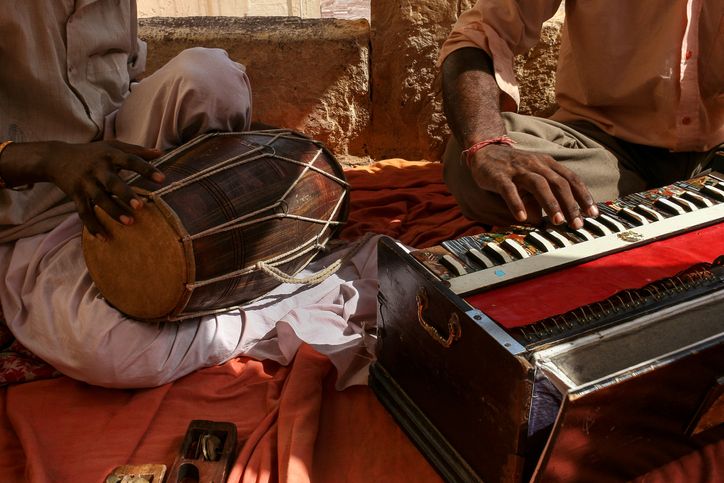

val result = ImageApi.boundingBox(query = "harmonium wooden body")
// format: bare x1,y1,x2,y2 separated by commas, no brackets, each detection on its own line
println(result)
371,172,724,482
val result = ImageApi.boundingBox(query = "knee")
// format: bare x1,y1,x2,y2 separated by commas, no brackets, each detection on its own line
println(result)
168,47,242,80
170,47,250,93
167,47,253,122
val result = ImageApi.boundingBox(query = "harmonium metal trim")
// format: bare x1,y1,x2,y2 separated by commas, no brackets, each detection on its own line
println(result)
372,172,724,482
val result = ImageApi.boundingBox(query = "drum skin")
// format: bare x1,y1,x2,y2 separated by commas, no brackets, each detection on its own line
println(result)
82,130,349,321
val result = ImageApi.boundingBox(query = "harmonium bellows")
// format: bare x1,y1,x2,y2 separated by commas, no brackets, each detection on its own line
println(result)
371,172,724,482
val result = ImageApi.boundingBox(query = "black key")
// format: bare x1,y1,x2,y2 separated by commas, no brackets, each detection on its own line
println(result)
634,203,665,221
670,195,697,212
483,242,513,264
583,217,612,236
618,207,648,226
654,197,686,215
543,229,574,247
569,227,596,241
597,213,627,232
468,248,496,268
525,231,556,252
702,184,724,202
680,190,713,207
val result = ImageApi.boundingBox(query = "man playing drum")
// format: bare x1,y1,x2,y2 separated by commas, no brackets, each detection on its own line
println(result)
441,0,723,227
0,1,378,388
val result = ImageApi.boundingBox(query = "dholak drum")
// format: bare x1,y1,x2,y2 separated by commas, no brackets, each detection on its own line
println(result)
82,130,349,321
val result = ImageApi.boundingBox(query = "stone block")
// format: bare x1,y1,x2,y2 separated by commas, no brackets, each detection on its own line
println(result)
139,16,371,161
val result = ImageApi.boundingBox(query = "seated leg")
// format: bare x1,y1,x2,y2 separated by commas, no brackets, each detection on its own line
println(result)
112,47,253,150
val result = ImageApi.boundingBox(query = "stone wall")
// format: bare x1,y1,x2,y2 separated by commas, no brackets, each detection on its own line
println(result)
369,0,562,161
137,0,322,18
140,3,562,163
140,16,371,163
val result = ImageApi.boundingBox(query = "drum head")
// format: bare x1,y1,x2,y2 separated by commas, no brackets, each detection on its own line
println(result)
82,200,191,321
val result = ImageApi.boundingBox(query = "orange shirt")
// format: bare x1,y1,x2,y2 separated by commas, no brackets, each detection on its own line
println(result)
439,0,723,152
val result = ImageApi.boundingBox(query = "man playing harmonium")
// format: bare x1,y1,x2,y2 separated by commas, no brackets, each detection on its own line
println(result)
0,2,378,388
441,0,722,227
365,3,723,479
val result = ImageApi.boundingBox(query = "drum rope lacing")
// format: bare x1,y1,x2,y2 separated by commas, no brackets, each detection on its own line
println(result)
165,232,375,321
143,130,349,289
123,130,352,320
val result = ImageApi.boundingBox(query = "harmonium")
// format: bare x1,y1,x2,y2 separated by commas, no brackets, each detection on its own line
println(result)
371,172,724,482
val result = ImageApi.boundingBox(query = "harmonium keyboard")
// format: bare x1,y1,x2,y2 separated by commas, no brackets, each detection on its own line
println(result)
370,172,724,482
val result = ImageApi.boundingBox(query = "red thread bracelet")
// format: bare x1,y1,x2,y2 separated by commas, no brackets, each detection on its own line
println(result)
462,135,516,168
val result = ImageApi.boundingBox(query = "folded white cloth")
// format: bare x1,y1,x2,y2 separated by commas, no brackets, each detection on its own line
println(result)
0,213,379,389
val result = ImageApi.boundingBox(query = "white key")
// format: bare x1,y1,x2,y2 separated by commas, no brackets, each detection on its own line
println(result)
525,232,557,252
571,227,596,241
501,239,530,259
483,242,513,264
441,254,467,276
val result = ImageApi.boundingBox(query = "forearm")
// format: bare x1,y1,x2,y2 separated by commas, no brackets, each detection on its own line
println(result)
0,141,55,188
0,139,164,238
442,47,506,148
441,47,596,227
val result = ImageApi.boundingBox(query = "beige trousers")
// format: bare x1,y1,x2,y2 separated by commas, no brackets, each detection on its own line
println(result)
443,112,721,225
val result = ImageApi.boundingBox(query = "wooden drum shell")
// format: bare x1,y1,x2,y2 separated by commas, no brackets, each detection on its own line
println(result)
82,130,349,321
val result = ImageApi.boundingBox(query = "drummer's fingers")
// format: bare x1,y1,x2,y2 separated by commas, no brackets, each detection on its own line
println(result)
89,188,135,227
74,194,108,241
112,152,165,183
103,174,143,212
106,140,163,161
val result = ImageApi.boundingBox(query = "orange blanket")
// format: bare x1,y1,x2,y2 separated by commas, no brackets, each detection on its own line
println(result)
0,160,721,482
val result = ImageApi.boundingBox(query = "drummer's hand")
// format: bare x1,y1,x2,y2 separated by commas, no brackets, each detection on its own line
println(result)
41,141,165,240
468,144,598,227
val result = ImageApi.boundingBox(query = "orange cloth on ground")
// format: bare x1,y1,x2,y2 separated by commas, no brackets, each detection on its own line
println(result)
0,347,440,483
340,160,483,247
0,160,720,482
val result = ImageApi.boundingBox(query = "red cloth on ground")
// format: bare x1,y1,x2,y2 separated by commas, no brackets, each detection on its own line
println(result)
0,160,720,482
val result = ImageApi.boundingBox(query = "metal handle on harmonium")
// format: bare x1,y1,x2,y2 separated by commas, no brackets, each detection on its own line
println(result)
416,288,462,348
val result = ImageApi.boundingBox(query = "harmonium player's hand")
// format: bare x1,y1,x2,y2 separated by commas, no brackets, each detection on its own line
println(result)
0,140,166,241
468,144,600,228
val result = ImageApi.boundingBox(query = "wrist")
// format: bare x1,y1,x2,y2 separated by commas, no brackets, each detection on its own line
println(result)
461,135,516,168
0,141,58,188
